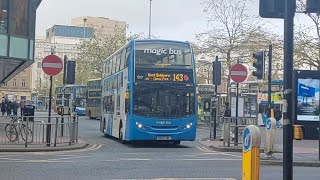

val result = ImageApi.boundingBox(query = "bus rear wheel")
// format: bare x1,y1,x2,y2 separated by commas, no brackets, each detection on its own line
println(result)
119,125,125,144
88,111,92,119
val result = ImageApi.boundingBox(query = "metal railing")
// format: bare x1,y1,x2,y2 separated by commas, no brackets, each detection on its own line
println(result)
220,116,257,147
0,115,78,147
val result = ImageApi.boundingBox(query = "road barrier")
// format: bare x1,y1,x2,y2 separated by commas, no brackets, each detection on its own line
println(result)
0,115,78,147
220,116,258,147
242,125,261,180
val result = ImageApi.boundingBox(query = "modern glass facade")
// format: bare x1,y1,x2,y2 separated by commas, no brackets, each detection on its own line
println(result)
0,0,41,84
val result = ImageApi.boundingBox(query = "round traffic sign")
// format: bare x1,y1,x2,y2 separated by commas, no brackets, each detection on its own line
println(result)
230,64,247,83
42,55,63,76
243,128,252,152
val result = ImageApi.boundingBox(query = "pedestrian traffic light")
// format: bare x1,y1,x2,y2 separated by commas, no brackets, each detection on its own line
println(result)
252,52,265,80
306,0,320,13
259,0,284,18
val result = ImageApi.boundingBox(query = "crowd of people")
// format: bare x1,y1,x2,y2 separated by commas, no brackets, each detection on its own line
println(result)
0,99,26,116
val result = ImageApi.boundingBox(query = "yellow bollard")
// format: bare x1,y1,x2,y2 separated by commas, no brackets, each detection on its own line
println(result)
242,125,261,180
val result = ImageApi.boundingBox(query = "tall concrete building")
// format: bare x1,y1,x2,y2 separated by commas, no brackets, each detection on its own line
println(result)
0,0,42,101
71,16,126,35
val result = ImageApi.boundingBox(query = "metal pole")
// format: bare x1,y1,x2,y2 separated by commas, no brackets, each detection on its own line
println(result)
283,0,295,179
235,82,239,146
83,18,87,39
148,0,152,39
54,117,58,147
214,56,218,139
235,60,240,146
46,76,53,146
209,98,213,138
268,45,272,117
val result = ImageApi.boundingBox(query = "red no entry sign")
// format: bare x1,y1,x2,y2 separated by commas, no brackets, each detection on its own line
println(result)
42,55,63,76
230,64,247,83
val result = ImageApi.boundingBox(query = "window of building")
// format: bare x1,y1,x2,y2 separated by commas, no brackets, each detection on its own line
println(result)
3,82,7,86
0,0,9,34
10,0,28,36
12,79,16,87
21,79,26,87
37,52,42,58
37,62,42,69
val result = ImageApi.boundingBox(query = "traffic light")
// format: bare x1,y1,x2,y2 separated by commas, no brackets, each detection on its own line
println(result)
66,60,76,84
259,0,284,18
212,61,221,85
306,0,320,13
252,52,265,80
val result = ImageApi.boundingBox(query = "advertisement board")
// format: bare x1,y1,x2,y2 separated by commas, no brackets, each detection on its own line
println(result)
296,78,320,121
294,70,320,140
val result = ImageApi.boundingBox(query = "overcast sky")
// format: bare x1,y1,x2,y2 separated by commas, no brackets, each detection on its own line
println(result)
36,0,314,42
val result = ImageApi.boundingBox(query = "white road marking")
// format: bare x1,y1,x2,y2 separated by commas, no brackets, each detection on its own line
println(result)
114,178,236,180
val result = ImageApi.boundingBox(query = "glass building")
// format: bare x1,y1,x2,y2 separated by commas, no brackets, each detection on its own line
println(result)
0,0,42,84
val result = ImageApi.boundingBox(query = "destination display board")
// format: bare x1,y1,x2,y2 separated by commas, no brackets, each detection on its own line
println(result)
135,69,193,83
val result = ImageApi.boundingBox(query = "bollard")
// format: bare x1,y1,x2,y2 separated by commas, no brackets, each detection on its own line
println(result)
242,125,261,180
264,118,277,159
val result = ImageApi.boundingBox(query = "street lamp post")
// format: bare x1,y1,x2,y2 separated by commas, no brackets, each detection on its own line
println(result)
148,0,152,39
83,18,87,39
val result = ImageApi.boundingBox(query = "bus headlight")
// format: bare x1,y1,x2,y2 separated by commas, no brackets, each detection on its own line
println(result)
185,123,193,129
135,122,143,129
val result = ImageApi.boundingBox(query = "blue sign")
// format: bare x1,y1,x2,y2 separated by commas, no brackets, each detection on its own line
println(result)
52,25,94,39
298,83,315,97
243,128,252,152
266,119,272,131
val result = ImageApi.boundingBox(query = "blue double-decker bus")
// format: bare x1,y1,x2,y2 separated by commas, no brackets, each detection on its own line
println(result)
100,39,197,144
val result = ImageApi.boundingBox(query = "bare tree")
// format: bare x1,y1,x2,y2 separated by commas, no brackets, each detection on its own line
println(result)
294,0,320,70
197,0,262,95
76,26,157,84
76,26,127,84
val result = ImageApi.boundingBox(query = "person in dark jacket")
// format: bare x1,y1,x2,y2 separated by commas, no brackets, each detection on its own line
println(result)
274,106,283,128
6,101,12,116
220,102,234,141
1,100,6,116
12,101,19,116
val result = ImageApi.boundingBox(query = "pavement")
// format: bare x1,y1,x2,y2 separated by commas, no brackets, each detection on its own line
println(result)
198,125,320,167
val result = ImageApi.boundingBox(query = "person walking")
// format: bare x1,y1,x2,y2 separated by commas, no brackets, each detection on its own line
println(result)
12,101,19,116
1,100,6,116
274,106,283,128
20,100,25,116
6,101,12,116
220,102,234,141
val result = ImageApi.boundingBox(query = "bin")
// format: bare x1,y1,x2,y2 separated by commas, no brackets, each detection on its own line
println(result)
23,105,35,122
293,125,303,140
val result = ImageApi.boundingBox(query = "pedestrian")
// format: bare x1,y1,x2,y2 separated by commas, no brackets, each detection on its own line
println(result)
20,100,25,116
12,101,19,116
6,101,12,116
1,100,6,116
274,106,283,128
220,102,234,141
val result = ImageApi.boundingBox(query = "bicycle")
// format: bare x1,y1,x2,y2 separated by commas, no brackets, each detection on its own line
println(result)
5,116,33,143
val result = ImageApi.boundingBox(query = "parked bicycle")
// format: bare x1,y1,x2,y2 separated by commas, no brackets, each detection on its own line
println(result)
5,116,33,143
